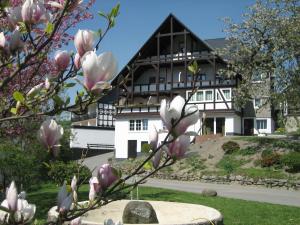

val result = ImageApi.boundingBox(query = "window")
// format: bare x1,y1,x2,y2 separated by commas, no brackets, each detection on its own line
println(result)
196,91,204,101
142,119,148,130
149,77,156,84
223,89,231,100
205,91,213,101
136,120,141,131
199,73,206,81
254,98,262,108
129,120,135,131
256,120,267,129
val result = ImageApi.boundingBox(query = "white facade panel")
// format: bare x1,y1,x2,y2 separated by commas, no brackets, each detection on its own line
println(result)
70,128,114,148
253,117,273,134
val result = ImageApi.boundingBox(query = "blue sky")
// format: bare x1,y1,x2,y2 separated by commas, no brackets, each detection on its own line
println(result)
67,0,255,102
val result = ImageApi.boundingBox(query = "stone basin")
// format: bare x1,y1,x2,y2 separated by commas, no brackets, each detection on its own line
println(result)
81,200,223,225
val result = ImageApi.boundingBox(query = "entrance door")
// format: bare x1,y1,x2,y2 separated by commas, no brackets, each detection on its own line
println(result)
216,118,225,135
128,140,137,158
203,118,214,135
244,119,254,135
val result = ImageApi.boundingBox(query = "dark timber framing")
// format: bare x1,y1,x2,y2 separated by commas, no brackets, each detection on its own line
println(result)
111,13,239,116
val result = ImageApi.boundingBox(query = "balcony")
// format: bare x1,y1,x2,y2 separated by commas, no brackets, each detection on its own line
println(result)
135,51,215,65
129,79,236,94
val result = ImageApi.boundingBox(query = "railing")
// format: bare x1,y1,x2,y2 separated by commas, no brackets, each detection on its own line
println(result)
87,143,115,151
129,79,236,93
135,51,215,64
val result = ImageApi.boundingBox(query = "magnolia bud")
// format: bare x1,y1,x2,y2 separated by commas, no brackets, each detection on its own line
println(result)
6,181,18,211
74,53,81,69
97,164,119,189
167,135,190,159
54,50,70,71
149,125,158,150
74,30,95,57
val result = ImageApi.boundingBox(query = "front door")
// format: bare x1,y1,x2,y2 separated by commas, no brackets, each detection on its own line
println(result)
216,117,225,135
128,140,137,158
244,119,254,135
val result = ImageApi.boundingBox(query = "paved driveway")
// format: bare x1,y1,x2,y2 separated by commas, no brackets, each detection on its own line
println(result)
141,178,300,207
82,152,114,174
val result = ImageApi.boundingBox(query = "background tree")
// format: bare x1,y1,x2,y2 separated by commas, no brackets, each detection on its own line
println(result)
219,0,300,110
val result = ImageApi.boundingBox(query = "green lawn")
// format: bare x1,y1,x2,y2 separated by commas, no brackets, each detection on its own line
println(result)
27,184,300,225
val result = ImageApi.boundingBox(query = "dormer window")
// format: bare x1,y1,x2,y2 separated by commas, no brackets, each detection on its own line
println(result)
254,98,262,108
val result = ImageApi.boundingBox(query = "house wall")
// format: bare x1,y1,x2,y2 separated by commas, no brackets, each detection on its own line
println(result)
115,116,165,159
70,127,115,149
285,116,300,132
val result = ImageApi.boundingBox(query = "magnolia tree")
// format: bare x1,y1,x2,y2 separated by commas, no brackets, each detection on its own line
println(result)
218,0,300,108
0,0,202,224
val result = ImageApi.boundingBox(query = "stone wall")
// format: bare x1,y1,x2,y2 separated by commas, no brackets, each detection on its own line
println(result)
152,172,300,190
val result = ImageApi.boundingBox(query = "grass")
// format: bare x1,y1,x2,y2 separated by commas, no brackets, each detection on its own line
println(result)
27,183,300,225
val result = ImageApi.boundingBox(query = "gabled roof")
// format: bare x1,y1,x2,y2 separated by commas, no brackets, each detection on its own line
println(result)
112,13,226,85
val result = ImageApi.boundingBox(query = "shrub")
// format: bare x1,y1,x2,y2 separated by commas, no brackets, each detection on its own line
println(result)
222,141,240,154
260,149,281,167
217,156,246,174
0,142,41,190
46,161,92,185
141,143,151,153
274,128,286,134
280,152,300,172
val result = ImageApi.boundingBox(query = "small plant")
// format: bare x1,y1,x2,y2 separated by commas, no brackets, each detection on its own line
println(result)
260,149,281,167
222,141,240,154
141,143,151,153
217,155,246,174
239,146,257,155
280,152,300,172
274,127,286,134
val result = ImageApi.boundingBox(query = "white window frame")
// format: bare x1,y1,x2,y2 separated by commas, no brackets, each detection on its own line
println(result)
187,89,214,103
129,120,135,131
254,98,262,109
142,119,148,130
256,119,267,130
135,120,142,131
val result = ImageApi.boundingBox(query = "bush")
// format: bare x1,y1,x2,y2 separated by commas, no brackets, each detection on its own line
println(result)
141,143,151,153
239,146,257,155
46,161,92,185
274,128,286,134
280,152,300,172
260,149,281,167
217,156,246,174
0,142,41,190
222,141,240,154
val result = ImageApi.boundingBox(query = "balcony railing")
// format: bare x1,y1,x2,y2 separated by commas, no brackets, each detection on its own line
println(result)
135,51,215,64
129,79,236,93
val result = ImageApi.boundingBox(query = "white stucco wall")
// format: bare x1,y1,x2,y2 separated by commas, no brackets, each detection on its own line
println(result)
70,128,115,148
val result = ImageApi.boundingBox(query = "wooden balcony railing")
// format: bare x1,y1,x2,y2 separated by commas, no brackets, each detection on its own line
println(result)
129,79,236,93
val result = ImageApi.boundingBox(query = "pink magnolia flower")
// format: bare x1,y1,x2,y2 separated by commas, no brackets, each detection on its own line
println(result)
160,96,198,137
167,135,190,159
38,119,64,155
71,175,77,192
0,182,36,223
21,0,49,24
149,125,158,150
74,53,81,69
89,177,100,201
81,51,117,92
71,217,82,225
152,149,162,169
57,182,72,213
0,32,7,48
54,50,70,71
97,164,119,190
74,29,95,57
5,181,17,211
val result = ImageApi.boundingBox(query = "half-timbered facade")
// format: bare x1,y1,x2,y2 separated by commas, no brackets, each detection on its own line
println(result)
111,14,246,159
